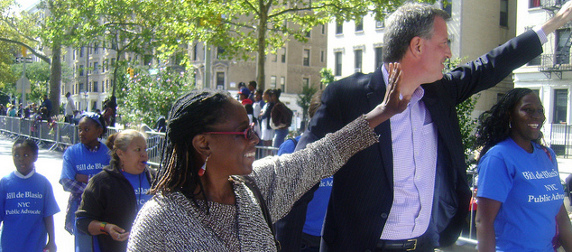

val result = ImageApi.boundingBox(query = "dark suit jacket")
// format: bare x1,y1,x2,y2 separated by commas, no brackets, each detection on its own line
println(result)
296,30,543,251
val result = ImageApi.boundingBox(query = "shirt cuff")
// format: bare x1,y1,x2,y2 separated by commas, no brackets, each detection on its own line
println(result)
534,26,548,45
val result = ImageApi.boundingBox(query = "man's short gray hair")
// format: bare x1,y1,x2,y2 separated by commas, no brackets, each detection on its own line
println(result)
383,2,449,63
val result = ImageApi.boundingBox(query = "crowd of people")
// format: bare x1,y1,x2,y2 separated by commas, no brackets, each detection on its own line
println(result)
2,2,572,252
237,81,294,149
1,92,116,129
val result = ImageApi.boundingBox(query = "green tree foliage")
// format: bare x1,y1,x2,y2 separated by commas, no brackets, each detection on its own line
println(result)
70,0,167,97
9,61,72,105
0,29,16,90
446,58,479,166
161,0,436,90
296,80,317,131
0,0,78,116
297,68,332,129
320,68,335,88
11,62,50,104
117,65,195,127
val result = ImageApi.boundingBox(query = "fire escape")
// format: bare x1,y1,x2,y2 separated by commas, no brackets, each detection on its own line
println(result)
538,0,572,79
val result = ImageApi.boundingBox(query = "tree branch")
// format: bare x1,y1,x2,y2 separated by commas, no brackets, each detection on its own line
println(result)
268,2,351,19
0,38,51,64
0,17,41,44
242,0,260,16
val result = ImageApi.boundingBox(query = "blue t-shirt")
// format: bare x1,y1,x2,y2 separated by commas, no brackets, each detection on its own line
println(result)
277,136,333,237
121,171,152,210
477,138,563,252
302,176,332,236
0,171,60,252
60,142,110,182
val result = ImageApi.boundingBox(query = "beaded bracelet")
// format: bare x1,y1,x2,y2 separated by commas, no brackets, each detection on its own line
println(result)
100,222,107,233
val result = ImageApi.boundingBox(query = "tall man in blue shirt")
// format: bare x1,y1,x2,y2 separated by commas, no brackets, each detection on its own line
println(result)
296,2,572,251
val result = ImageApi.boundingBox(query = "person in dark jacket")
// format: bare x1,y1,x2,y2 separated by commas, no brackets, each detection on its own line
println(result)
296,2,572,251
76,129,155,252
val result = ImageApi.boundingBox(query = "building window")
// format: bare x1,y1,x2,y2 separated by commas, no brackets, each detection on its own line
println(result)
216,72,225,90
527,55,541,66
193,44,198,61
272,53,278,62
302,78,309,88
94,43,99,54
93,81,98,92
556,29,571,65
217,47,225,59
553,89,568,123
375,47,383,70
93,62,99,74
73,49,76,60
376,20,384,29
321,25,325,34
306,30,311,38
336,20,343,34
334,51,342,76
80,47,84,57
280,77,285,91
355,17,363,32
281,47,286,63
79,65,84,76
354,49,363,73
529,0,540,8
500,0,508,27
79,83,85,92
270,76,277,88
321,50,325,63
303,49,310,66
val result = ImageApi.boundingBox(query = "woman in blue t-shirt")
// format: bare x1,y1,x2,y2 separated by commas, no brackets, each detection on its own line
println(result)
76,129,154,252
475,88,572,251
60,112,110,252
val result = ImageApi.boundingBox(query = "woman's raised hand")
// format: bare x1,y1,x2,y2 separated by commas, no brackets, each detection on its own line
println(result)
365,62,410,128
383,62,409,114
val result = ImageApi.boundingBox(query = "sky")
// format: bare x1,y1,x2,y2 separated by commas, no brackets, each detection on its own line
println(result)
14,0,38,11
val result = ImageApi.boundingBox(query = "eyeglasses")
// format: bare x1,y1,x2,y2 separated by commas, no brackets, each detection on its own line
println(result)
204,124,258,141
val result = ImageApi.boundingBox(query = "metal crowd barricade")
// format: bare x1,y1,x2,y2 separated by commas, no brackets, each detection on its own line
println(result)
145,131,165,167
0,115,484,246
0,116,280,169
256,145,279,159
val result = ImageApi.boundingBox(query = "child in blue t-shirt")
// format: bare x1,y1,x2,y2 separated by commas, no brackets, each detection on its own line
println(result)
0,139,60,252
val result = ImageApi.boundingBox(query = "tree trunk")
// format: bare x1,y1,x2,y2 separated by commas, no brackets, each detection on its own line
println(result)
49,41,61,119
109,52,121,127
257,0,268,91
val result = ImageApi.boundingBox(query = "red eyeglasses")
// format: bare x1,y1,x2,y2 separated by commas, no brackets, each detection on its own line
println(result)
204,124,258,140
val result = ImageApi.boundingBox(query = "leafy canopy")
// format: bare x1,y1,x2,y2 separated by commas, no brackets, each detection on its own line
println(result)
117,64,195,127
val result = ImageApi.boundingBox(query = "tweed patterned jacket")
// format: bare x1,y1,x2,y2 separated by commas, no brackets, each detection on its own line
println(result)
127,116,378,251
